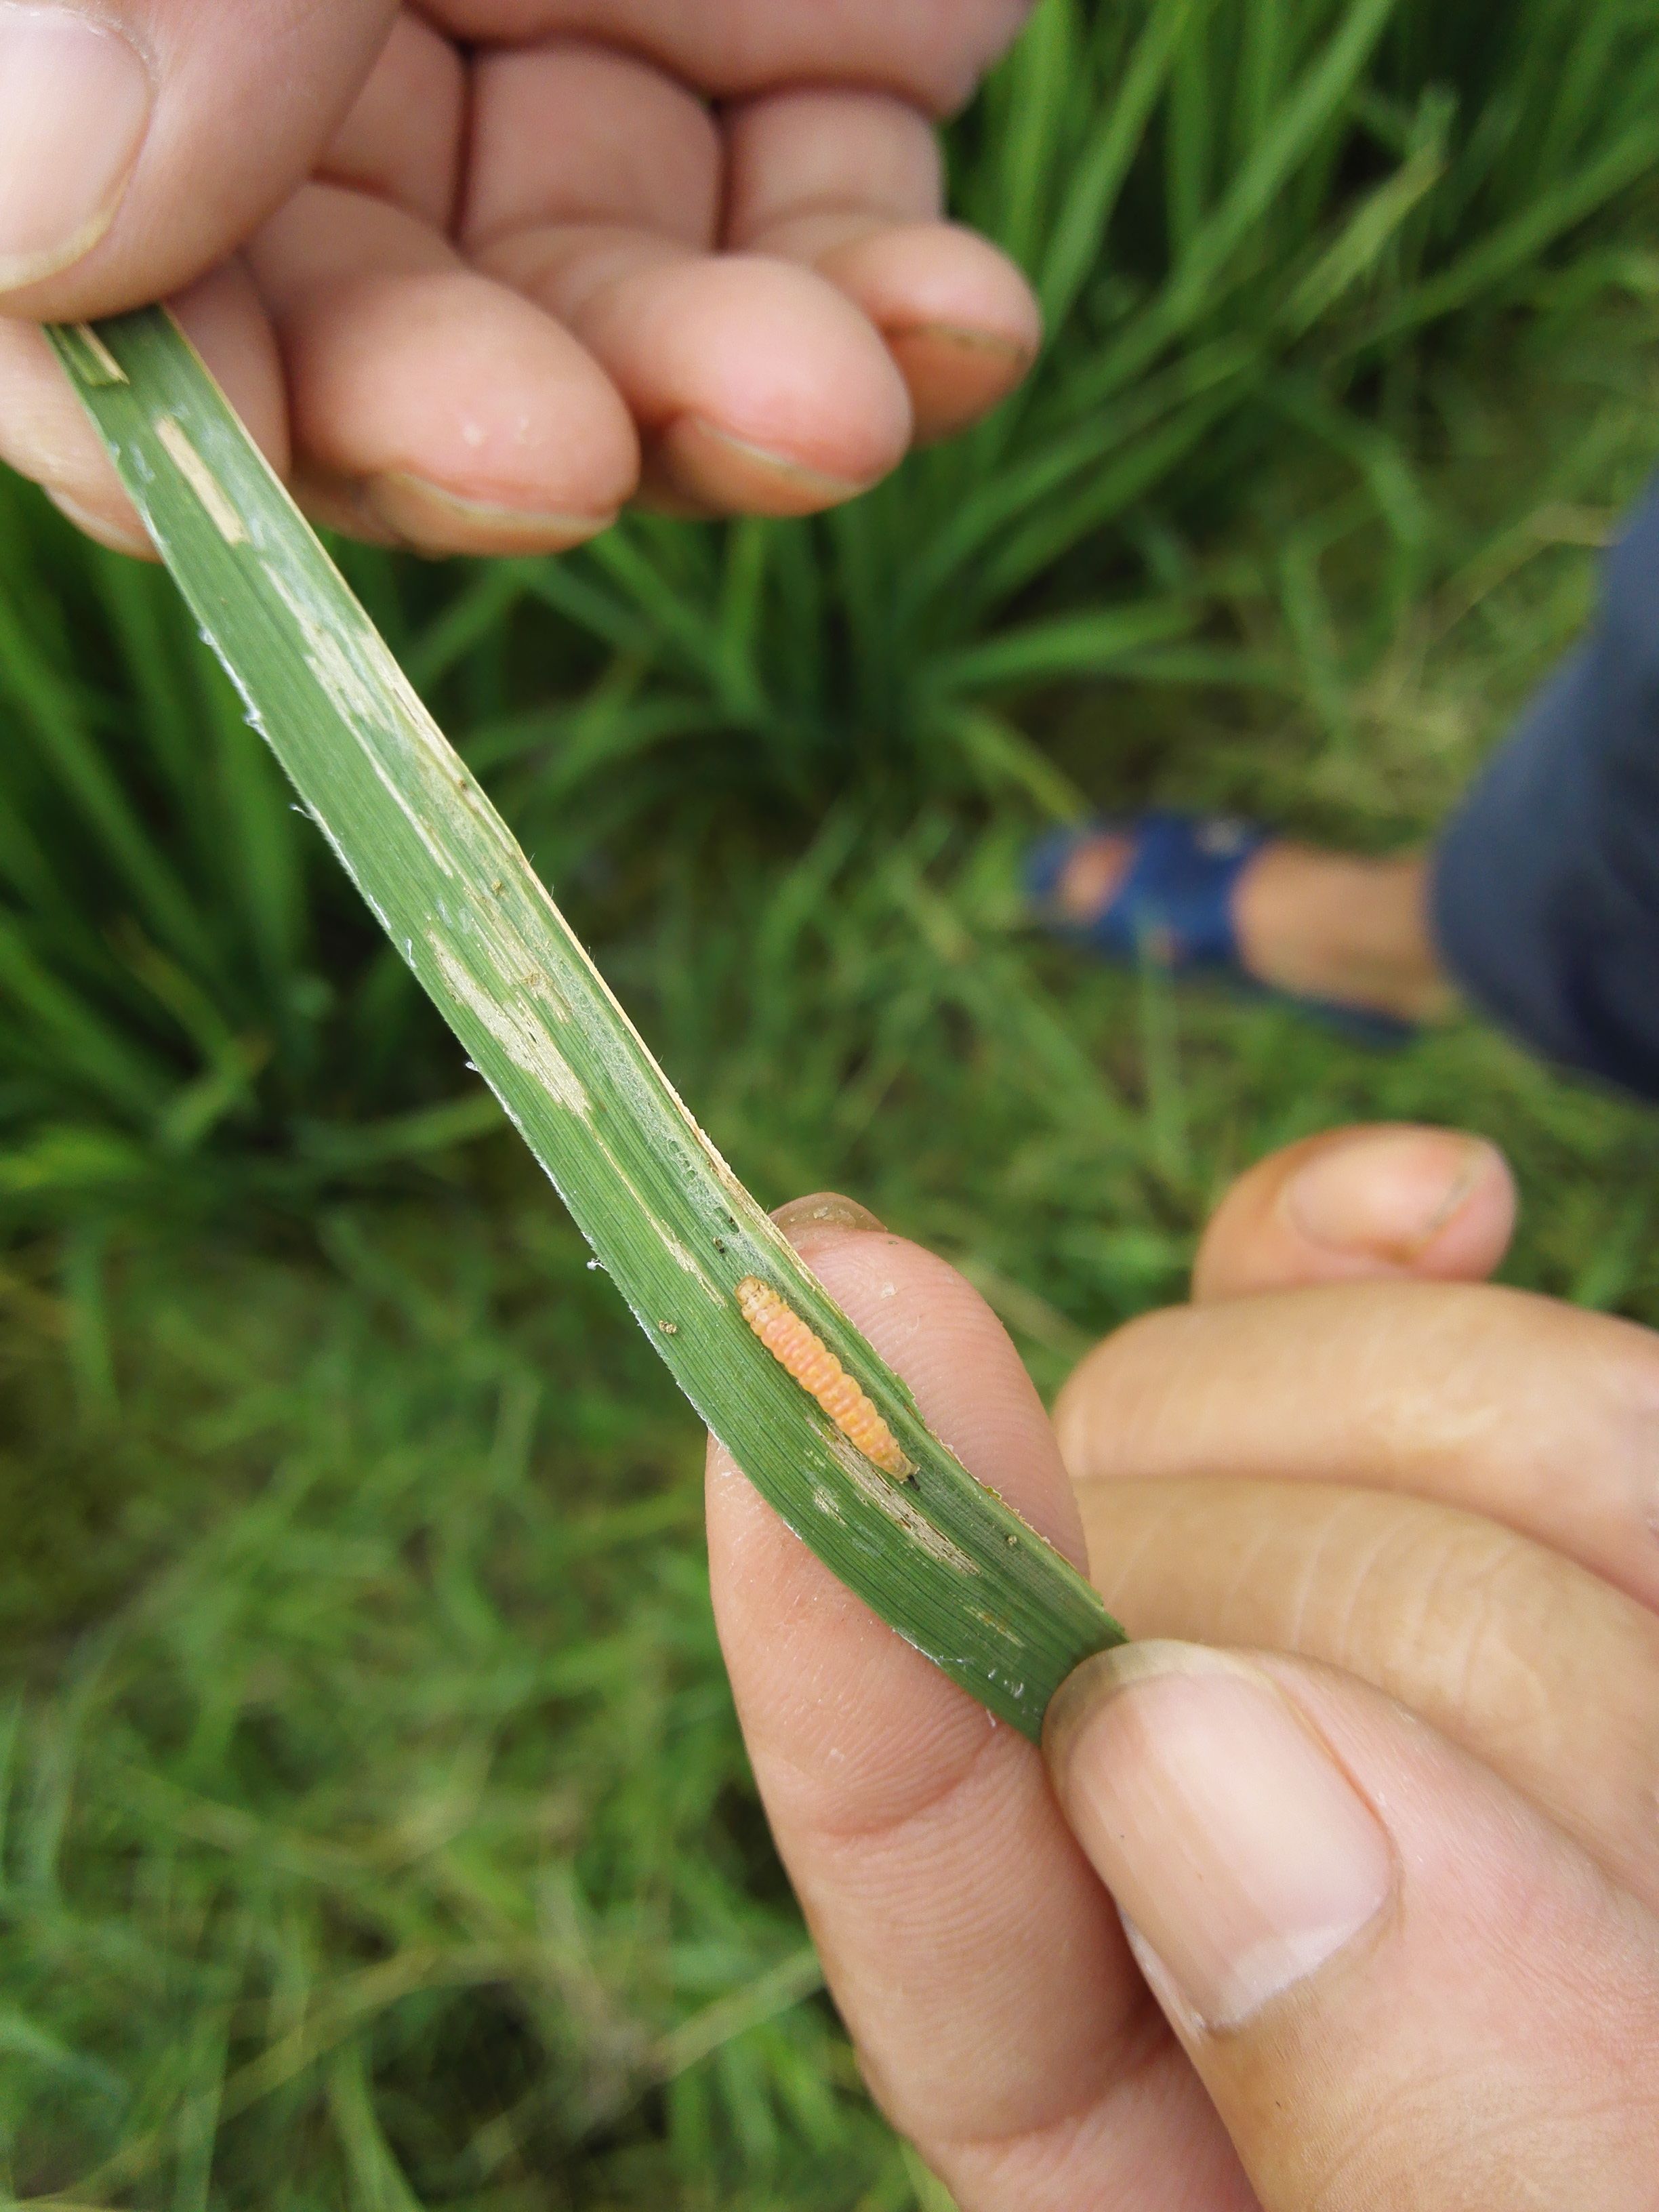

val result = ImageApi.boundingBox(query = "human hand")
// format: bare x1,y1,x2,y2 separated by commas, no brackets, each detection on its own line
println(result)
706,1134,1659,2207
0,1,1040,556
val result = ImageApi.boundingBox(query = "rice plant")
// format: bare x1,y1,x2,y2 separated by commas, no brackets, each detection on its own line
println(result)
2,0,1658,1220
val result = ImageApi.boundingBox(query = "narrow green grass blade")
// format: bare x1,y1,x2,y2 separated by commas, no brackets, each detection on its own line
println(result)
1355,119,1659,351
1075,0,1399,405
1165,0,1215,263
0,909,170,1115
1039,0,1194,329
48,308,1124,1738
1280,106,1450,337
932,599,1198,693
993,0,1080,276
0,571,212,970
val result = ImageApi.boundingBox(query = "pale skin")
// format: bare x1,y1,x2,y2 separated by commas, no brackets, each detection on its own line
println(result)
708,1128,1659,2208
0,1,1042,554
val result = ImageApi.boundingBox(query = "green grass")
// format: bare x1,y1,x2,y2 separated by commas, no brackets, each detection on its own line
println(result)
5,0,1659,2200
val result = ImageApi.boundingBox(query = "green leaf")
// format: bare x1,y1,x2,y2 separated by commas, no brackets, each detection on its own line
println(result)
49,308,1125,1741
932,600,1199,693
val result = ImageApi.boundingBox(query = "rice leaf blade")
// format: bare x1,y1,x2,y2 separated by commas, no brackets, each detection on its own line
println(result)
48,307,1125,1740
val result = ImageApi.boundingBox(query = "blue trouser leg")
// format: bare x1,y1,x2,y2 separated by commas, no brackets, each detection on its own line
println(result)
1431,479,1659,1098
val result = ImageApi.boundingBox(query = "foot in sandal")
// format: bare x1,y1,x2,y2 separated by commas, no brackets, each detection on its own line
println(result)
1027,813,1455,1035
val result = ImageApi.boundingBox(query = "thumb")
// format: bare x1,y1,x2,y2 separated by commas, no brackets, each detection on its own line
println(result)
0,0,396,314
1045,1641,1659,2209
1191,1124,1516,1303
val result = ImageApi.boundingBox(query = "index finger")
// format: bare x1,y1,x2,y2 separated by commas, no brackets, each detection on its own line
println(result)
707,1195,1245,2209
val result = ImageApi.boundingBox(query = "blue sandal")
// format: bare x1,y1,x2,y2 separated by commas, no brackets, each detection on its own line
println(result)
1026,813,1417,1046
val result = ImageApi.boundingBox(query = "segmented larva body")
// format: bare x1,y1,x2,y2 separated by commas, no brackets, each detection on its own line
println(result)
736,1277,916,1481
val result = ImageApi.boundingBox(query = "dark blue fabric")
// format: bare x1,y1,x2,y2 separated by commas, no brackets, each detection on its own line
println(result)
1027,813,1267,967
1431,478,1659,1097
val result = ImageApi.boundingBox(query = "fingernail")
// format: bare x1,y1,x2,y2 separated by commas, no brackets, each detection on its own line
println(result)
892,322,1036,367
659,418,868,515
1044,1642,1392,2031
1283,1128,1495,1263
0,5,152,293
367,473,614,556
772,1192,887,1237
45,485,151,558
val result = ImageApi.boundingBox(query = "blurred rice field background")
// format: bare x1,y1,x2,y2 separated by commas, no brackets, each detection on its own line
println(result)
4,0,1659,2202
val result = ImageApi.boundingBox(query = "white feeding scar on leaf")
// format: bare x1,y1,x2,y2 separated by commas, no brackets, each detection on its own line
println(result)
259,565,453,873
73,323,127,383
429,938,592,1120
823,1433,977,1573
661,1231,723,1301
154,415,248,545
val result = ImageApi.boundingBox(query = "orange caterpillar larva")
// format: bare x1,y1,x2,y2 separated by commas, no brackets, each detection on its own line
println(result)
736,1277,916,1482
